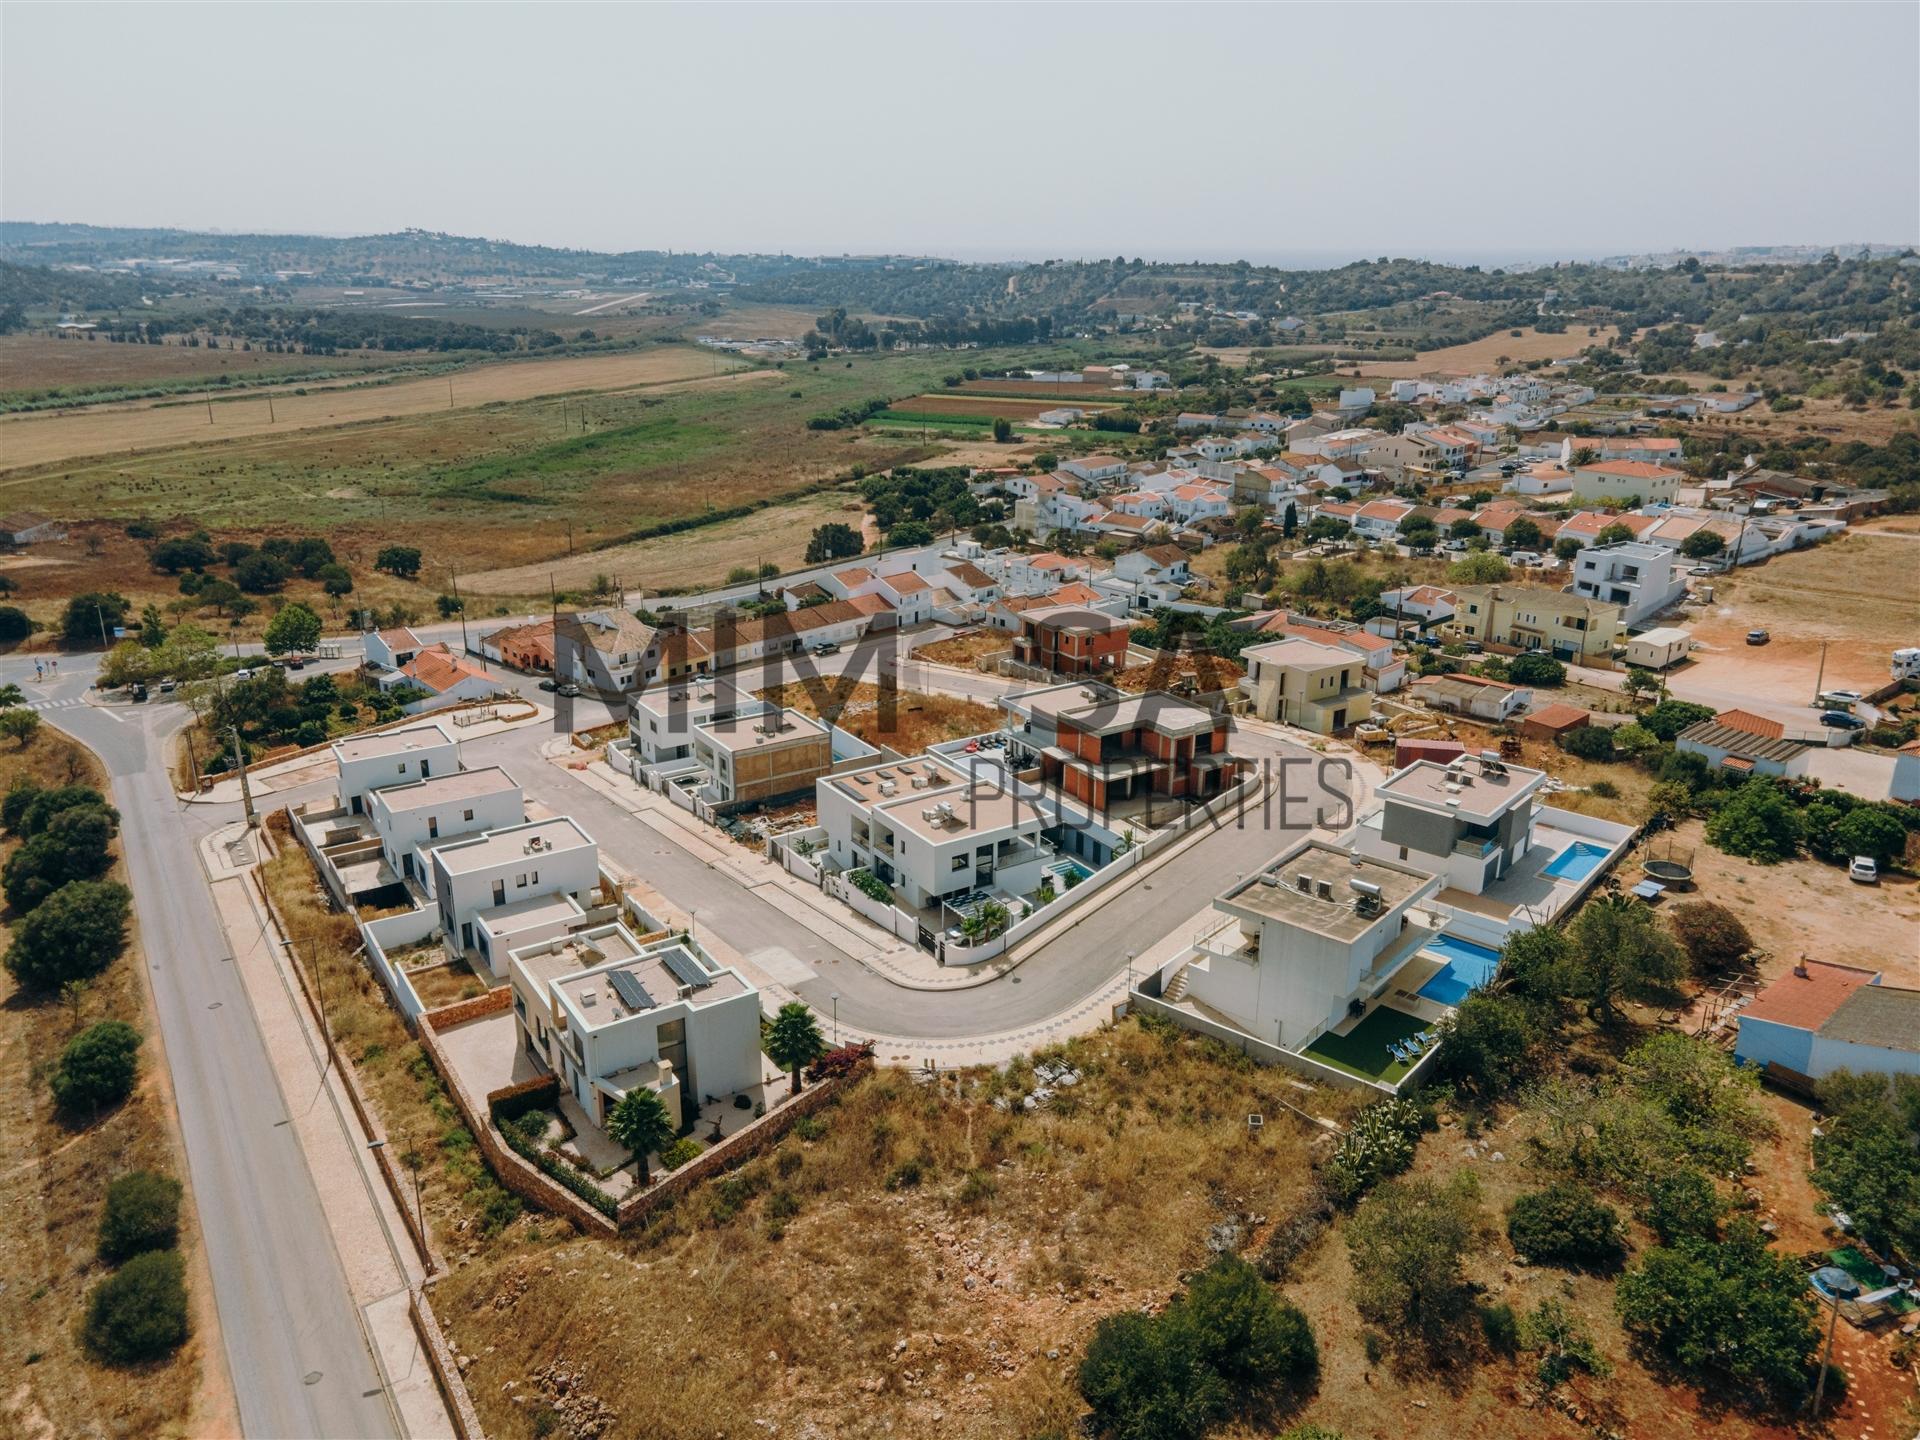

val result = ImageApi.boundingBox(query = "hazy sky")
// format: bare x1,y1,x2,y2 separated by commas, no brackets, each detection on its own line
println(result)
4,3,1915,264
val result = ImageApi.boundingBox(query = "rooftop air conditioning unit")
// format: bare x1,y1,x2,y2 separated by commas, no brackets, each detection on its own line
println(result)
1258,873,1281,887
1316,880,1334,900
1349,878,1383,898
878,781,896,797
1295,872,1314,892
911,775,930,789
922,808,940,822
581,990,598,1007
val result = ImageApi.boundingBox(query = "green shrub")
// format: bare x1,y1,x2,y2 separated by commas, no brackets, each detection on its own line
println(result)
83,1250,189,1363
1078,1256,1316,1440
52,1020,141,1115
659,1137,706,1170
1325,1097,1423,1204
1506,1183,1626,1269
1522,1298,1611,1387
1560,725,1616,762
4,878,133,989
1706,781,1802,863
1615,1219,1817,1404
883,1157,926,1190
98,1171,183,1262
1667,901,1753,973
1638,1169,1725,1245
1479,1300,1519,1355
1182,1255,1318,1392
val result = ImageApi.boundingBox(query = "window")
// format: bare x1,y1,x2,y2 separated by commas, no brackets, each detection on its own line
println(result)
463,808,474,822
951,855,970,872
516,873,528,888
397,762,408,774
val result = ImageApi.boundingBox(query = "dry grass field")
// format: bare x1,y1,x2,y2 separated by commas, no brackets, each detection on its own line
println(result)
0,732,213,1439
756,679,1001,753
911,630,1011,668
0,345,752,472
1351,326,1624,378
0,334,392,396
431,1022,1353,1440
1686,530,1920,695
461,490,872,597
886,394,1114,422
956,378,1132,402
684,303,823,341
0,346,1017,604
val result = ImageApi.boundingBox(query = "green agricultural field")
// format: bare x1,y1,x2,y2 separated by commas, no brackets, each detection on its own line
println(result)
2,344,1056,574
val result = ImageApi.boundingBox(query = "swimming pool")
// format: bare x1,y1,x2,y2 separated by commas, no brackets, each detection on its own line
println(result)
1542,840,1611,882
1416,936,1503,1006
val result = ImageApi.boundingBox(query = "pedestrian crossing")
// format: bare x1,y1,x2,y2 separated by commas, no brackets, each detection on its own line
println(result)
27,697,83,712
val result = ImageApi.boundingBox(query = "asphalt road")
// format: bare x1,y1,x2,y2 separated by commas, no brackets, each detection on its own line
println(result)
24,668,396,1440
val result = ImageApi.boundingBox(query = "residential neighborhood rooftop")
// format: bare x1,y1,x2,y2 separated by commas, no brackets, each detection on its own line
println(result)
1376,754,1546,821
1741,960,1881,1031
332,721,456,762
1222,839,1435,942
435,816,594,875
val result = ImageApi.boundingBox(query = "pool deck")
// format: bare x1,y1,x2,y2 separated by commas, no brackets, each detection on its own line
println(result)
1436,816,1624,926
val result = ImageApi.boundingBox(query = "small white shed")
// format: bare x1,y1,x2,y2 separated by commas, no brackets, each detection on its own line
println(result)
1622,626,1693,670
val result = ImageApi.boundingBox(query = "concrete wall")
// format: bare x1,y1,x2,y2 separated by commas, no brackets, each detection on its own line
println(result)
1734,1015,1814,1075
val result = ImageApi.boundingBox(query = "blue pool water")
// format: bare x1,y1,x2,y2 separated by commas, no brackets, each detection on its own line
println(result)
1542,840,1611,882
1050,859,1093,883
1416,936,1503,1006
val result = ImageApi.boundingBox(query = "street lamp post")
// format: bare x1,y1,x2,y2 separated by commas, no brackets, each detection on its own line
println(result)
830,992,840,1046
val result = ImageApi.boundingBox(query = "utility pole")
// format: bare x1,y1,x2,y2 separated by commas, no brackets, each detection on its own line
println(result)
1812,639,1828,705
232,725,257,828
184,728,201,791
451,569,474,665
1810,1289,1842,1419
206,399,214,425
448,377,454,410
267,394,276,424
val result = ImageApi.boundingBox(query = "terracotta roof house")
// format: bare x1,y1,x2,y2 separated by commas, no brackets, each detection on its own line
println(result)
1517,702,1590,743
1734,961,1920,1082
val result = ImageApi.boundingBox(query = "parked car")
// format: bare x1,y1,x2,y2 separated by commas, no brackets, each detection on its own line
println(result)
1819,710,1868,731
129,683,148,703
812,641,841,656
556,683,580,698
538,678,558,692
232,668,254,681
158,678,176,694
1849,856,1879,884
1818,690,1863,707
1746,630,1770,646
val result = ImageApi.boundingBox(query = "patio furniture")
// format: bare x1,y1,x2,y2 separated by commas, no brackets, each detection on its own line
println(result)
1631,879,1666,902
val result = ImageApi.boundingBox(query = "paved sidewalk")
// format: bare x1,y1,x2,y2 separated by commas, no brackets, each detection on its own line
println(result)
201,823,455,1440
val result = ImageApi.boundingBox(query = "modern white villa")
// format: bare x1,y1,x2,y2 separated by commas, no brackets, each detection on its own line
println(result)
507,921,763,1130
1346,752,1635,946
430,816,607,977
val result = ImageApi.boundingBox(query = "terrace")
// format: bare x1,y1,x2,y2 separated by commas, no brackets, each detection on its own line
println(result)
1348,808,1634,943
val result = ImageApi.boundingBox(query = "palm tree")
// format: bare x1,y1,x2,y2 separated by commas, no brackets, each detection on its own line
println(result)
606,1087,674,1186
765,1001,827,1097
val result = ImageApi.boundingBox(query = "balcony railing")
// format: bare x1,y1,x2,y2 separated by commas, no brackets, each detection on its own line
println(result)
1453,835,1497,858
